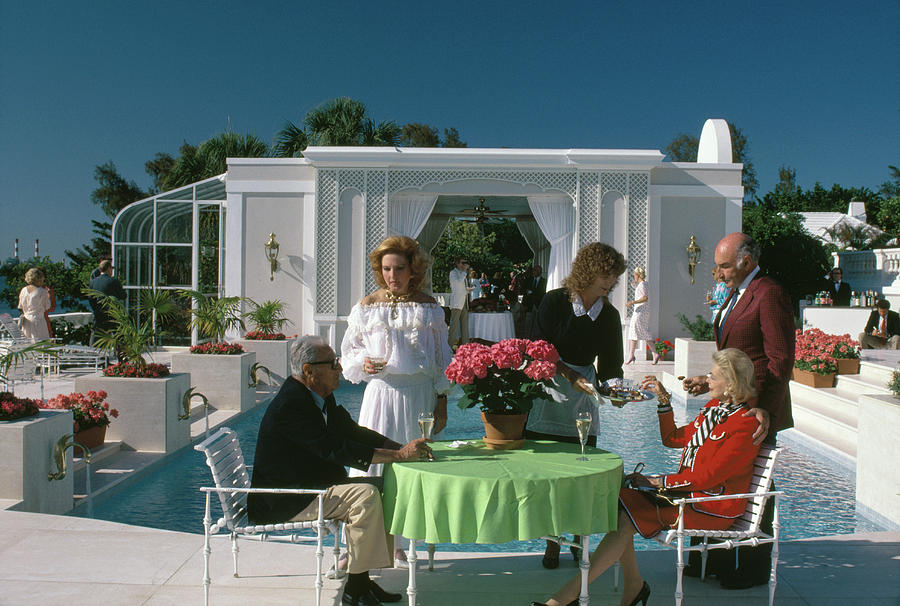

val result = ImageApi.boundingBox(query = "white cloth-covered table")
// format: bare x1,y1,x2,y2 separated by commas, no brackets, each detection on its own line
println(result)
469,312,515,342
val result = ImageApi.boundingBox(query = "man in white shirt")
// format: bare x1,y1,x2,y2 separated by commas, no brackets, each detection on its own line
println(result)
448,257,473,347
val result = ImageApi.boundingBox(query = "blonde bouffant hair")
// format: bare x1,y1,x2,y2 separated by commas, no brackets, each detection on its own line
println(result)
712,348,758,404
368,236,430,292
562,242,627,299
24,268,45,286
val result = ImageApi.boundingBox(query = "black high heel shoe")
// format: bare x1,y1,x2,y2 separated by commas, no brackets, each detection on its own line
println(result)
626,581,651,606
541,541,560,569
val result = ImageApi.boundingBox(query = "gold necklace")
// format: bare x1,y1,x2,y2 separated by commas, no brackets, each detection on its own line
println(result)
384,290,412,319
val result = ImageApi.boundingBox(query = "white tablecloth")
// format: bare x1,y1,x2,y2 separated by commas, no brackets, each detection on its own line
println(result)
469,312,515,342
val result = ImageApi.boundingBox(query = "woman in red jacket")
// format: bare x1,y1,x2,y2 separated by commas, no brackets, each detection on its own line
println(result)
532,348,760,606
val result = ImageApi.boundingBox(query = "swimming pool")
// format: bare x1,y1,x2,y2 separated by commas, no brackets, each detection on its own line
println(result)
76,381,886,551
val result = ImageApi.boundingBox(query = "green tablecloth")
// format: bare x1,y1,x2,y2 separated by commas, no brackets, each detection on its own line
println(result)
382,440,623,544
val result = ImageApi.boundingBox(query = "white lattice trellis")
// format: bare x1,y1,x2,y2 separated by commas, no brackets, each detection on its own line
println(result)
388,169,577,199
627,172,649,301
315,170,338,314
578,172,600,248
365,171,387,295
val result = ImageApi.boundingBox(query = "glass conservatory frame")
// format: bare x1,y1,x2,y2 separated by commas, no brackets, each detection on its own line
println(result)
111,174,227,345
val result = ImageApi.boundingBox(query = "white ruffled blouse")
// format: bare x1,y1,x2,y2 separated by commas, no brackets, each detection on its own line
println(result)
341,302,452,394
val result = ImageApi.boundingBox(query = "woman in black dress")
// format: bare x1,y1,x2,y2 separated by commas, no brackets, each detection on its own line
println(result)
527,242,627,568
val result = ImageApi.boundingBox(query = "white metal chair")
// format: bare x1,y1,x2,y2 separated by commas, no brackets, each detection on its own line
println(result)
195,427,343,606
0,312,107,374
649,445,783,606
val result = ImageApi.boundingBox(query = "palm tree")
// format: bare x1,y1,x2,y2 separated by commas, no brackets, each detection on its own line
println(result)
165,132,269,189
273,97,399,157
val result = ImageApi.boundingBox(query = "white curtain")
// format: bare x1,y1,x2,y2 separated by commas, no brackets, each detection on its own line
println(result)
516,219,551,275
388,193,439,238
417,216,450,296
528,195,575,290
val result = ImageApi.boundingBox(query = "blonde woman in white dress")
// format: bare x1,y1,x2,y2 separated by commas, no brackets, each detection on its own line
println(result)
341,235,453,567
17,267,54,342
625,267,658,364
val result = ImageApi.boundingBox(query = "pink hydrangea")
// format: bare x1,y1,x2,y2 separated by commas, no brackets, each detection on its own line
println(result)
525,340,560,363
491,341,523,369
524,360,556,381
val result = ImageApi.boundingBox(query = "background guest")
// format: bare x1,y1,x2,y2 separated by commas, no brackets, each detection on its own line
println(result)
624,267,657,364
859,299,900,349
448,257,473,347
532,348,761,606
528,242,626,569
88,259,126,348
469,268,481,299
17,267,53,342
823,267,851,306
706,267,729,323
341,235,452,567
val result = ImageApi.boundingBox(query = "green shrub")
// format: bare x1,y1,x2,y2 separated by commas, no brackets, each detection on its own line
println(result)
678,313,715,341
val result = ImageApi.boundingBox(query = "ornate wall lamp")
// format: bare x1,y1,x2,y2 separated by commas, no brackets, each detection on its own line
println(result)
264,233,280,281
686,234,701,285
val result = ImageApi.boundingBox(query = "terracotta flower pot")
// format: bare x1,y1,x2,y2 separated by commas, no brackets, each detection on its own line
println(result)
835,358,860,375
73,425,107,457
481,411,528,450
791,368,835,388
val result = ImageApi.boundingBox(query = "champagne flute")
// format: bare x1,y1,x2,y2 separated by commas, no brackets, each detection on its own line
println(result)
418,411,435,461
575,411,592,461
369,354,386,374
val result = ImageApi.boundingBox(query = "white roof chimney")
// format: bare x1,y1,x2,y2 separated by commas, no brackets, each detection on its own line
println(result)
848,199,866,222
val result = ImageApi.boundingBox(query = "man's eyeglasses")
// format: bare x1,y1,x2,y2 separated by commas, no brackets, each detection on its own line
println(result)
308,357,341,370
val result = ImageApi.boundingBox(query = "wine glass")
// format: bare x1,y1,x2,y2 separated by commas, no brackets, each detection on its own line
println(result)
575,411,592,461
418,411,435,461
368,353,386,374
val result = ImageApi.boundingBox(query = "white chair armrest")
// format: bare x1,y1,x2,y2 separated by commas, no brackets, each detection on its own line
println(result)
200,486,328,496
671,490,784,505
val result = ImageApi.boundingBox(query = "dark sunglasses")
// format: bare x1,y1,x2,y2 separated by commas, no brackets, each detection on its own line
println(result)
307,357,341,370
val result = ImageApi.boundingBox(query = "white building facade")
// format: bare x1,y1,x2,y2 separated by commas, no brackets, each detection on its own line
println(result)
221,119,743,349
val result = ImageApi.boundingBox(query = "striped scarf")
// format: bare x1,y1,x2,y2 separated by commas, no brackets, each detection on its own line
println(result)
681,400,745,469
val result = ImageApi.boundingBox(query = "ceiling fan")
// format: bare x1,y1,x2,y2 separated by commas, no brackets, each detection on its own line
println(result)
459,198,508,224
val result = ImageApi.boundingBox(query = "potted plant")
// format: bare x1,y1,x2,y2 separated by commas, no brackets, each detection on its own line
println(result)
75,288,191,453
830,334,860,375
171,291,256,412
793,328,837,388
674,314,717,386
237,299,295,386
0,391,41,421
653,338,675,360
446,338,560,449
44,390,118,456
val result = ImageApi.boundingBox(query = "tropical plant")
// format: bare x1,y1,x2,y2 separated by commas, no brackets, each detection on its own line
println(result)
84,287,179,371
44,390,119,432
164,132,269,190
0,340,58,388
823,221,892,251
179,289,244,343
446,339,560,414
0,391,41,421
243,299,292,337
677,313,715,341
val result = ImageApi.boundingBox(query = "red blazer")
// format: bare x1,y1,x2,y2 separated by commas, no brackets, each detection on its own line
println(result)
715,273,795,432
659,400,761,520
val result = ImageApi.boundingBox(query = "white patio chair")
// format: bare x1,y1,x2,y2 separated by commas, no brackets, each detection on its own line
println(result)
195,427,343,606
644,445,783,606
0,312,107,374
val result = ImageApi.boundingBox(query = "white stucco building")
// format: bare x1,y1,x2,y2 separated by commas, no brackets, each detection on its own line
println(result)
113,119,744,348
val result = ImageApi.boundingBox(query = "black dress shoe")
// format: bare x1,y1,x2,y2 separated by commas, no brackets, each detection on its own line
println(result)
368,580,402,603
341,587,382,606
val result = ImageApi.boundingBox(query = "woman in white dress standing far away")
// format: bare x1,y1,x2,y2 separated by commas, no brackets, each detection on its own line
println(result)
17,267,54,342
341,235,453,567
624,267,658,364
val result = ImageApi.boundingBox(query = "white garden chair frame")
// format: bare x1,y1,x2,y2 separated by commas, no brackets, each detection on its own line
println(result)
195,427,342,606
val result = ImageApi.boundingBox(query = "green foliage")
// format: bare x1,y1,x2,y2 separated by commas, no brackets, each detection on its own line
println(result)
145,152,176,193
741,205,831,307
50,319,92,345
401,123,440,147
775,165,798,197
429,220,532,292
65,219,112,272
442,127,467,148
888,368,900,400
677,314,715,341
823,222,892,251
0,257,90,312
874,196,900,238
879,165,900,199
756,181,881,216
665,122,757,197
243,299,292,335
164,132,268,190
84,287,178,366
91,162,149,218
179,290,244,342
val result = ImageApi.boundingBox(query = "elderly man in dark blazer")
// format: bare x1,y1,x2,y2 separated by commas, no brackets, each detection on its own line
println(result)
249,335,432,606
682,232,795,589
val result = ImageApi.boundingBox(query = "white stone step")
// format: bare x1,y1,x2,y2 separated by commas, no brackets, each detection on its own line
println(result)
858,360,897,386
790,401,857,459
833,373,892,398
790,384,858,429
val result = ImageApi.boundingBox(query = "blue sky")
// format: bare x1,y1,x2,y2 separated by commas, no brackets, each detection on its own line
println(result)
1,0,897,261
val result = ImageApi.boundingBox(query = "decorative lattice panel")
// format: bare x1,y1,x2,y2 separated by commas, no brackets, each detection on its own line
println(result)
577,172,600,248
626,172,649,302
315,170,338,314
338,169,365,197
388,169,577,199
364,170,388,295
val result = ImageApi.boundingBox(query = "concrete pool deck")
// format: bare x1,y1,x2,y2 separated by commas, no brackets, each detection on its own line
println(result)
0,509,897,605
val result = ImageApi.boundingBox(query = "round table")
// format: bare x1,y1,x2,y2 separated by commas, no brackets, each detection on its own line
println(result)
383,440,623,543
469,311,515,342
383,440,623,604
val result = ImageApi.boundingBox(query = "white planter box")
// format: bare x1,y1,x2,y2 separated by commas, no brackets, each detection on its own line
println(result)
0,409,74,514
674,337,718,380
74,373,191,453
170,351,256,412
857,394,900,526
235,339,292,387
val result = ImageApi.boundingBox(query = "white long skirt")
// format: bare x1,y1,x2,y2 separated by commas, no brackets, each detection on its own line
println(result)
349,373,436,478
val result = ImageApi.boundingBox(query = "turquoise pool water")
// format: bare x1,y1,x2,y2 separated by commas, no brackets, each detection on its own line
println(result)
77,381,885,551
